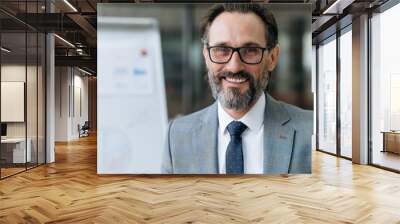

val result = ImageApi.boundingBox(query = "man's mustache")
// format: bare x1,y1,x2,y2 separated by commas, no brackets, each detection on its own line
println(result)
216,71,254,82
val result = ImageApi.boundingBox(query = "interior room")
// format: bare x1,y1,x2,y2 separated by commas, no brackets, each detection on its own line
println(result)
1,0,400,223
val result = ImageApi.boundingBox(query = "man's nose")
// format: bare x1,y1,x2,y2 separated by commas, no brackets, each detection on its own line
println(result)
225,51,245,73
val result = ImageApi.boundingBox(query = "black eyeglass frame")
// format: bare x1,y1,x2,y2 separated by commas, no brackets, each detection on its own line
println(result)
206,45,269,65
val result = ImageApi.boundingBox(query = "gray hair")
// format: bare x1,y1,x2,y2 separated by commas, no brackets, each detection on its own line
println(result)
200,3,278,49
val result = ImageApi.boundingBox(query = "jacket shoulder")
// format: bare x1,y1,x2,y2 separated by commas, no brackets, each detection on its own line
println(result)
274,100,313,173
170,103,215,130
279,101,313,130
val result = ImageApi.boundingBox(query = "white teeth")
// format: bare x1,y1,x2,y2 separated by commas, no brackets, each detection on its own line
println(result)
225,77,247,83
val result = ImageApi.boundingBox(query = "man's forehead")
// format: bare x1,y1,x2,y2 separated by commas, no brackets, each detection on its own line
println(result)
207,11,266,47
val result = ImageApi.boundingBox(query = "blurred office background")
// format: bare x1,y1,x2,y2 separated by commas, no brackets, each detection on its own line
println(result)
98,3,312,120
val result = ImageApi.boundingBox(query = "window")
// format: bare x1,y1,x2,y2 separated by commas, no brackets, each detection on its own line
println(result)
371,2,400,171
317,36,337,154
339,28,352,158
0,1,47,179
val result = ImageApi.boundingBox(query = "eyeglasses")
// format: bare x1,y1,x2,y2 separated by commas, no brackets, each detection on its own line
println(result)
207,45,268,65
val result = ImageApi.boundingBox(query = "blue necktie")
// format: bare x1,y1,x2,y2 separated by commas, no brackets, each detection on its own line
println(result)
226,121,247,174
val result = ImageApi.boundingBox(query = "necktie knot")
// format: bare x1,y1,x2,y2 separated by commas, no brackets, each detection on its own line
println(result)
227,121,247,137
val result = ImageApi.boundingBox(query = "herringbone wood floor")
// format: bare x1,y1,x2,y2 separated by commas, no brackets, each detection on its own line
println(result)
1,135,400,224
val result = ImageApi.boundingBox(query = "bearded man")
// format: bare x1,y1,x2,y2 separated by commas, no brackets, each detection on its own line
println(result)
162,3,312,174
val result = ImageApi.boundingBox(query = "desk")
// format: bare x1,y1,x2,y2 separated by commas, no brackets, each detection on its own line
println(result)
381,131,400,154
1,138,31,163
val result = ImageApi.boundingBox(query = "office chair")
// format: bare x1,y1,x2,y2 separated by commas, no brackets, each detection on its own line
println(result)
79,121,90,138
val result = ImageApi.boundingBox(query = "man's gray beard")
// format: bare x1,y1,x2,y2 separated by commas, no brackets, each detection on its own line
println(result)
208,71,269,111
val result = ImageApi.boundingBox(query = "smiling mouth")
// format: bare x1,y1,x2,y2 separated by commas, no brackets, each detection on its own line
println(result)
223,76,249,84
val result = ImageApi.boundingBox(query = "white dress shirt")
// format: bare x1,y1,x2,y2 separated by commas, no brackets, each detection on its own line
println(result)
217,93,265,174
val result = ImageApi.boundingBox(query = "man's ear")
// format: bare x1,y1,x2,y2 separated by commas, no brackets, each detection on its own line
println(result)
266,44,280,72
203,45,210,67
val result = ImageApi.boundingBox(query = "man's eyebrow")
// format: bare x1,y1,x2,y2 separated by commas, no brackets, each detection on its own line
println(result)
210,42,230,46
241,42,264,47
209,42,265,47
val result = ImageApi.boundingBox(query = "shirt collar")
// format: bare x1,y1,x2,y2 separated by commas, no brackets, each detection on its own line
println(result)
218,93,265,133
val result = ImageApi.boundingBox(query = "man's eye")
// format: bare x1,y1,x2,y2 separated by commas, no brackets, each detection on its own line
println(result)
243,47,259,55
214,47,231,55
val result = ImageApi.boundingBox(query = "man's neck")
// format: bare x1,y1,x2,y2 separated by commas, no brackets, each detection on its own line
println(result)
222,100,257,120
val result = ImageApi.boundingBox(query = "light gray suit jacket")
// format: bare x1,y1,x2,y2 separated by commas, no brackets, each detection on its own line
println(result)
162,94,313,174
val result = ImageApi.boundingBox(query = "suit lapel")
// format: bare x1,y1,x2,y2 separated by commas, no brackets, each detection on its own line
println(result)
192,103,219,173
263,94,295,174
190,95,295,174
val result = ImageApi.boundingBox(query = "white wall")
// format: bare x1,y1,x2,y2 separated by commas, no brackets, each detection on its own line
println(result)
55,67,89,141
1,65,26,137
1,65,39,138
55,66,69,141
1,82,25,122
73,73,89,137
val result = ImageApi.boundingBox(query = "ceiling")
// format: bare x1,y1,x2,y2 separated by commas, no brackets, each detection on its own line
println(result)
0,0,392,75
